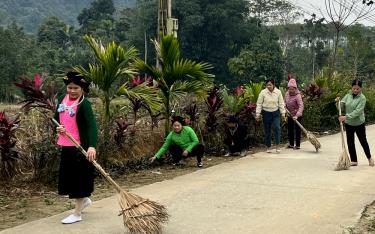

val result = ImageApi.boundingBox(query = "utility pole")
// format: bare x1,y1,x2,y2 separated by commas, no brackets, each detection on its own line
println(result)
157,0,178,40
157,0,178,66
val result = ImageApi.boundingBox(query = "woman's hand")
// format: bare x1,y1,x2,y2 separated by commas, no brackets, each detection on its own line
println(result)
182,150,189,157
56,125,66,134
86,147,96,162
255,115,261,122
338,115,346,123
335,97,340,102
293,116,298,121
150,156,157,163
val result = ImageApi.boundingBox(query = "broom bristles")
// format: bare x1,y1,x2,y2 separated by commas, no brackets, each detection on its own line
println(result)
335,150,351,171
306,132,321,151
335,100,351,171
119,191,169,234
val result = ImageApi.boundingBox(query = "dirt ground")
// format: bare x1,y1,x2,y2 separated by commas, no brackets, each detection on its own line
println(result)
1,150,375,233
346,201,375,234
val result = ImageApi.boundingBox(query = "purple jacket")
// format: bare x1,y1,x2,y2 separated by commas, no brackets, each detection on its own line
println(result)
285,90,304,117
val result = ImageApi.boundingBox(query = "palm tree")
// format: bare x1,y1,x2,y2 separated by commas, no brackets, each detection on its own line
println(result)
74,35,160,164
136,35,214,133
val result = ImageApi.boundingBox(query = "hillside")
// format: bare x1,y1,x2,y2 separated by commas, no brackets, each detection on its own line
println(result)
0,0,135,33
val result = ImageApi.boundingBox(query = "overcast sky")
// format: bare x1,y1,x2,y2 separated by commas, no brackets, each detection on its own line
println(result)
292,0,375,26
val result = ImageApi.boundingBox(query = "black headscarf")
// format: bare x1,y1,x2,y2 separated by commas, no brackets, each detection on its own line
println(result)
171,116,186,126
63,71,91,93
351,79,362,88
228,115,239,123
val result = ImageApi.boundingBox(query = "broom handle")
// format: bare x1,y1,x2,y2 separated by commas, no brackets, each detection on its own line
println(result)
51,118,123,193
337,100,346,147
285,109,308,135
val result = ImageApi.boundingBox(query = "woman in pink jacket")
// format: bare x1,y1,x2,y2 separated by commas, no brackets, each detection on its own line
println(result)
285,78,304,149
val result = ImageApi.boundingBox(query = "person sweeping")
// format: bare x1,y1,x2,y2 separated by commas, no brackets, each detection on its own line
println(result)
285,77,304,150
336,79,374,167
55,71,98,224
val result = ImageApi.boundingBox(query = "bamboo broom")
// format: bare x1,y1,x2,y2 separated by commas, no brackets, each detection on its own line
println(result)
285,109,321,152
52,119,168,234
334,99,351,171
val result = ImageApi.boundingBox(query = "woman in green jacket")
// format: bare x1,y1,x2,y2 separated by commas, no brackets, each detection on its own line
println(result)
150,116,204,167
337,79,373,167
55,71,98,224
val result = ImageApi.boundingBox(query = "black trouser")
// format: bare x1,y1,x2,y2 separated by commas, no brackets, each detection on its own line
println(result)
226,138,248,153
345,123,372,162
287,116,302,147
169,144,204,163
228,144,244,154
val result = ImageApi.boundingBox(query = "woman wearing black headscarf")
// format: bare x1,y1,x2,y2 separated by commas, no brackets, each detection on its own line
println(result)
54,71,98,224
150,116,204,167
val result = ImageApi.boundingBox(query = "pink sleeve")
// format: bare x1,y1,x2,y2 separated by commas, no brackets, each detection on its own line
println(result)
296,94,304,117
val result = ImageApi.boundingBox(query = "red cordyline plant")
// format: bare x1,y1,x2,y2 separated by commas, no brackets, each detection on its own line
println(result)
0,111,21,179
127,75,155,125
14,73,57,114
114,118,132,149
303,82,324,100
184,103,199,125
238,102,257,123
234,85,244,96
205,86,223,132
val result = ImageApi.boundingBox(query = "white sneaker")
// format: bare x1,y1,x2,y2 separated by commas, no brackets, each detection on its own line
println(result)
276,148,282,153
82,197,92,212
266,148,272,153
240,150,247,156
61,214,82,224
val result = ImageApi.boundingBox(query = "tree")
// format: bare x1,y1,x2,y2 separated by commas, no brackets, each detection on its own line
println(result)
322,0,375,74
247,0,299,26
0,22,37,102
37,17,70,47
362,0,374,6
77,0,116,39
174,0,253,85
228,28,284,84
136,35,214,134
301,14,327,79
116,0,157,64
345,24,375,80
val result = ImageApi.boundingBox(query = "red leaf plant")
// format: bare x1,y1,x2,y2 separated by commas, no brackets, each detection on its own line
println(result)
14,73,57,113
205,86,223,132
0,111,21,179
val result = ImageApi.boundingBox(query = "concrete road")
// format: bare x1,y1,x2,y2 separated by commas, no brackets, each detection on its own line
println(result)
2,125,375,234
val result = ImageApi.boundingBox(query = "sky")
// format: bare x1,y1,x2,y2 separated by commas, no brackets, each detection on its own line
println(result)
292,0,375,26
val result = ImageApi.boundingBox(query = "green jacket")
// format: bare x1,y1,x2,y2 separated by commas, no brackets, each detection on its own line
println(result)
54,95,98,150
155,126,199,158
341,92,366,126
